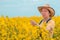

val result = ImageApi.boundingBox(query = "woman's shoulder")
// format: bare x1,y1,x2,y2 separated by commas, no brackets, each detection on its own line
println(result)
49,19,55,23
48,19,55,26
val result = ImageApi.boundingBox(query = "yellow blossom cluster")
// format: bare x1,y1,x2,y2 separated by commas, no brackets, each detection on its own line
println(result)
0,16,60,40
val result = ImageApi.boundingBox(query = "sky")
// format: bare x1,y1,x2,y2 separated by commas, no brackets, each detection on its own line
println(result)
0,0,60,17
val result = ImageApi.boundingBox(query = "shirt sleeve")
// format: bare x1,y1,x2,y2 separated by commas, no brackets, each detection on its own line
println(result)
46,20,55,31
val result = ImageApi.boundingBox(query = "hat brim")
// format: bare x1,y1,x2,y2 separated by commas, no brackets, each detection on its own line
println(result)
38,6,55,17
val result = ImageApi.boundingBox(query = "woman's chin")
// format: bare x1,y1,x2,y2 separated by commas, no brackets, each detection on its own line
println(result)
42,16,47,18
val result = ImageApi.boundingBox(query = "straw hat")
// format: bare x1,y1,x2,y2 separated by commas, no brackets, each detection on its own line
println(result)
38,4,55,17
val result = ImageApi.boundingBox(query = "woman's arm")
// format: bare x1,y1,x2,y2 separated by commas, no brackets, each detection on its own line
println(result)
30,20,40,26
30,20,37,26
46,20,55,38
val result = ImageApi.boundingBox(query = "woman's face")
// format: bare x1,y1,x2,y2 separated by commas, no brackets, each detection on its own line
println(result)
41,8,50,18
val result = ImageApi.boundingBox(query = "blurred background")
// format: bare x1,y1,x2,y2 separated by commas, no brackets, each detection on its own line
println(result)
0,0,60,17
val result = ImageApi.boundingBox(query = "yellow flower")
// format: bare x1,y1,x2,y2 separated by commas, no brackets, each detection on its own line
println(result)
0,16,60,40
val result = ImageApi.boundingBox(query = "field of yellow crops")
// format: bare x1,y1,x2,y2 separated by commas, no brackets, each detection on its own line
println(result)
0,16,60,40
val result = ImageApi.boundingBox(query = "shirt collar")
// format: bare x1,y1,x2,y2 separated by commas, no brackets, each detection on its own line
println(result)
46,18,51,23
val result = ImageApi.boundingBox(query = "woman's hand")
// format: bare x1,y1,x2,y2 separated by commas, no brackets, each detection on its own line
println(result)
30,20,37,26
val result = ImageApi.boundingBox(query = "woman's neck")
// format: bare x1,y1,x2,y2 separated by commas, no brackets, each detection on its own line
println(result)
43,17,50,22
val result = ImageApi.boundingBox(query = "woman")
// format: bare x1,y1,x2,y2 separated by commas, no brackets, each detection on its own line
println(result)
30,4,55,39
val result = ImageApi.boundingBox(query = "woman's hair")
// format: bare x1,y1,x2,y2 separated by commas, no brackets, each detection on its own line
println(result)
47,9,52,17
